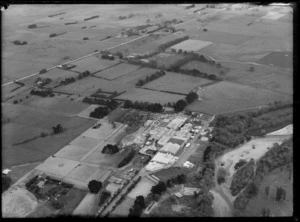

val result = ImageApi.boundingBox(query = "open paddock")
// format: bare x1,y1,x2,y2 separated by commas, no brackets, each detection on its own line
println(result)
127,177,156,199
82,146,133,168
66,165,98,182
81,121,123,140
186,81,292,115
114,67,158,85
106,124,128,143
56,76,128,96
94,63,141,80
143,71,214,94
70,56,120,74
54,32,98,41
35,156,79,177
70,135,104,150
54,145,91,161
188,30,253,45
115,88,185,104
2,116,96,168
153,53,186,69
20,96,89,115
2,186,38,218
181,60,220,76
112,197,135,216
170,39,212,52
256,51,292,69
77,104,102,118
2,122,45,147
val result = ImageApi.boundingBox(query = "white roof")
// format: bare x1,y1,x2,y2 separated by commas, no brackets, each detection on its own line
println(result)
146,161,165,172
201,136,209,141
160,142,181,155
152,152,178,165
2,169,11,174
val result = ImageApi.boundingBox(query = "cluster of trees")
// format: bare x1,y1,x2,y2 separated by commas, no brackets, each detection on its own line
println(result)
52,124,63,134
39,68,47,74
210,102,293,151
234,159,248,171
60,77,76,85
230,159,255,196
158,35,189,51
65,21,78,25
90,106,110,119
217,167,227,184
28,24,37,29
101,54,115,60
12,40,28,45
118,149,136,168
49,33,58,38
2,175,12,193
173,91,198,112
129,196,146,217
87,180,102,194
166,174,187,187
30,89,53,97
118,13,135,20
151,181,167,196
136,70,165,87
83,97,119,109
48,12,66,17
99,191,111,206
77,70,91,80
84,15,99,21
123,100,163,113
233,138,292,214
102,144,119,154
34,77,52,87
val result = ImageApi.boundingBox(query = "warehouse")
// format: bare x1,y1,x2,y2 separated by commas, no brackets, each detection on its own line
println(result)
160,142,181,155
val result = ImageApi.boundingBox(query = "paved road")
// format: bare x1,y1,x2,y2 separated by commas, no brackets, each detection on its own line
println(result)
2,17,196,88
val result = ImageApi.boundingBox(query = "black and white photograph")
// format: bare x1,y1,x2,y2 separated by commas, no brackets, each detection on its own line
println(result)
2,3,293,217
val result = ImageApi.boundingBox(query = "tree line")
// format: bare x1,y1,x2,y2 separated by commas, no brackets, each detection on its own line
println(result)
123,100,163,113
136,70,166,87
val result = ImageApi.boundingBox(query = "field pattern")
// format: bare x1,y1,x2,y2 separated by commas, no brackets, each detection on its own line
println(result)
95,63,141,80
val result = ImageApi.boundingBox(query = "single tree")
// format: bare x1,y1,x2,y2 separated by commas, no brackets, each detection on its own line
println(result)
88,180,102,193
265,185,269,197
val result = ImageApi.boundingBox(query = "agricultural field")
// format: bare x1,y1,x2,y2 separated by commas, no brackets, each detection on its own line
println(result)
109,32,188,56
94,63,141,80
70,56,120,74
186,81,292,115
181,60,220,76
112,196,135,216
127,177,156,199
143,71,214,94
115,88,185,104
114,67,159,85
82,144,133,168
2,110,97,168
152,53,186,69
256,51,292,69
170,39,213,52
56,76,128,96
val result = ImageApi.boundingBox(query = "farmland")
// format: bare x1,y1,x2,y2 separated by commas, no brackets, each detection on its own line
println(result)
143,71,214,94
170,39,212,52
2,3,293,218
186,81,292,115
115,88,185,104
94,63,141,80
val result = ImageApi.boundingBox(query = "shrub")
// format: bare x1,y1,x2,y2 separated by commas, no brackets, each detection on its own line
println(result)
28,24,37,29
39,69,47,74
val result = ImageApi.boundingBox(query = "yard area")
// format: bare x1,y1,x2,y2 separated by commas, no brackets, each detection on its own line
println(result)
143,71,214,94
